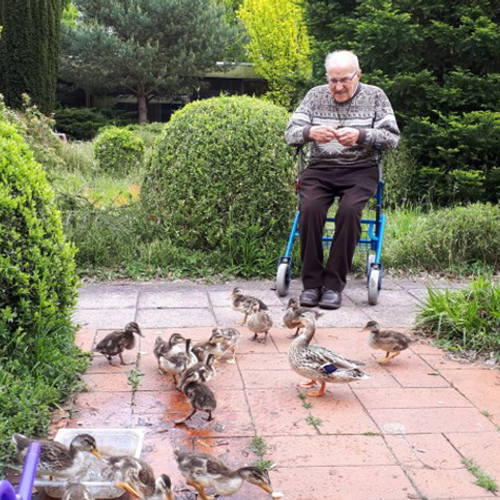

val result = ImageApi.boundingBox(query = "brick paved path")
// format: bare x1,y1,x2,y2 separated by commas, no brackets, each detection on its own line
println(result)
54,278,500,500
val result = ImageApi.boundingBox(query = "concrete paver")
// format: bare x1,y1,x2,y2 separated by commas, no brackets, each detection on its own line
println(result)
54,278,500,500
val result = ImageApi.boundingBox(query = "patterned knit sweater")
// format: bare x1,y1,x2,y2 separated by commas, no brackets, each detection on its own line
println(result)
285,83,400,167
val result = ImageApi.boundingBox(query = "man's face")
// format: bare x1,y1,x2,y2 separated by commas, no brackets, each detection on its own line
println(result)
326,65,361,103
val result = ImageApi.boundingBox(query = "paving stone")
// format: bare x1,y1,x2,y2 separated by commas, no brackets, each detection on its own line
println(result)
73,308,137,329
310,306,371,327
77,286,138,309
208,288,284,308
82,373,131,392
266,434,396,467
136,308,216,328
71,391,133,427
421,354,494,371
439,369,500,425
345,288,420,308
138,289,210,309
353,387,473,409
75,328,96,352
270,465,417,500
237,353,290,371
363,306,418,328
370,407,497,434
445,431,500,484
385,433,466,470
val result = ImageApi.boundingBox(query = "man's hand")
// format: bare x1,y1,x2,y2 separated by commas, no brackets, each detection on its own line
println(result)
335,127,360,146
309,125,337,144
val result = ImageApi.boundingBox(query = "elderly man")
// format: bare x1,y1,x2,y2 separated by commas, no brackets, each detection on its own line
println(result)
285,50,400,309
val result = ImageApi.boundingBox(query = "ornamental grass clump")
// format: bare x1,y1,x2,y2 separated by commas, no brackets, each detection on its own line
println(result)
141,95,296,273
94,126,145,176
416,276,500,353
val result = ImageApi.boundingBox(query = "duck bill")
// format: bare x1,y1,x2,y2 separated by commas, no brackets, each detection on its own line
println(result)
116,482,142,498
259,483,273,494
92,449,102,460
164,493,174,500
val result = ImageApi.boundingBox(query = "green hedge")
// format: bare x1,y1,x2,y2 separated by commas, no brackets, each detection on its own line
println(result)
0,117,86,464
94,126,145,176
141,95,296,267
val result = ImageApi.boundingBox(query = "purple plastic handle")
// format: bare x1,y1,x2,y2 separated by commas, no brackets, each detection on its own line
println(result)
0,442,41,500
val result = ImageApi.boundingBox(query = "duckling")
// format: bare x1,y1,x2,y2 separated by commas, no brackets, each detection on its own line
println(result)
230,287,268,324
104,456,173,500
211,327,241,364
174,449,276,499
288,313,370,397
178,353,216,389
283,298,322,337
12,433,101,478
159,337,198,386
176,380,217,424
62,483,94,500
154,332,186,374
362,320,412,364
247,302,273,343
93,322,144,365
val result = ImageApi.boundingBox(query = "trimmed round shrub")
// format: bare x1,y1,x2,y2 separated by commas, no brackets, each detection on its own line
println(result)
94,126,145,176
141,96,296,268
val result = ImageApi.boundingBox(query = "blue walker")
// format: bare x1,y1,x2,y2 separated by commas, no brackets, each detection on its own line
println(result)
276,145,386,305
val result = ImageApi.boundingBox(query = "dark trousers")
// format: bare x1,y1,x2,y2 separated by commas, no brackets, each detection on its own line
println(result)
299,165,379,292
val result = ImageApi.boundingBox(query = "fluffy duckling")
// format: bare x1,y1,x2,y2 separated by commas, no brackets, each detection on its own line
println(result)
12,433,101,478
362,320,412,363
62,483,94,500
159,337,198,386
231,287,268,324
288,313,370,397
283,298,322,337
174,449,278,499
247,302,273,343
211,327,241,364
177,380,217,424
93,322,144,365
178,353,216,389
154,333,186,374
104,456,173,500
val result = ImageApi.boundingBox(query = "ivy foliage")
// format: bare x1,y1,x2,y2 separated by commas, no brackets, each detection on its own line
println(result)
141,96,296,258
94,126,145,176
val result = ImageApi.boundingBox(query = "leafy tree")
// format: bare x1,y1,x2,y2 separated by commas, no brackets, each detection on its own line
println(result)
61,0,235,123
237,0,312,108
0,0,63,113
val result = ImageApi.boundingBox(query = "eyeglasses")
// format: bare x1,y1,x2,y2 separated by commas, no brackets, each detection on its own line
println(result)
327,70,358,86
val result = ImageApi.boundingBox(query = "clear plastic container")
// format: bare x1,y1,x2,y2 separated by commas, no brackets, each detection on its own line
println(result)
34,428,146,499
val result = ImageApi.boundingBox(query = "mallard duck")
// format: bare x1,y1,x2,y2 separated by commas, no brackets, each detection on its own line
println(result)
211,327,241,364
178,353,216,389
230,287,268,324
158,336,197,386
247,302,273,343
154,333,186,374
362,320,412,363
174,449,278,499
104,456,173,500
288,313,370,397
12,433,101,478
177,380,217,424
93,322,144,365
62,483,94,500
283,298,322,337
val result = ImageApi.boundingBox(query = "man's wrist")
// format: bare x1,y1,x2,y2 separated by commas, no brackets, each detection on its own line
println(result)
303,125,313,142
356,129,367,145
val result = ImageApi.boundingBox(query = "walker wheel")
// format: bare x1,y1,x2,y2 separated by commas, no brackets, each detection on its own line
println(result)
276,262,291,297
366,253,376,277
368,268,381,305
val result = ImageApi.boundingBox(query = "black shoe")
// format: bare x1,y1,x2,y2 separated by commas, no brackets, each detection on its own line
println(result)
319,289,341,310
299,288,321,307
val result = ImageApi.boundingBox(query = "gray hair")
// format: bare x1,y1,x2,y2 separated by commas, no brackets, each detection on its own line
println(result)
325,51,360,72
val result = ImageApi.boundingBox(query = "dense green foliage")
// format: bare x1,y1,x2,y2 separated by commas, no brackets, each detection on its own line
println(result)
0,113,86,464
94,127,145,176
417,276,500,354
61,0,235,122
142,96,296,266
383,204,500,274
0,0,63,113
55,107,111,140
303,0,500,204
